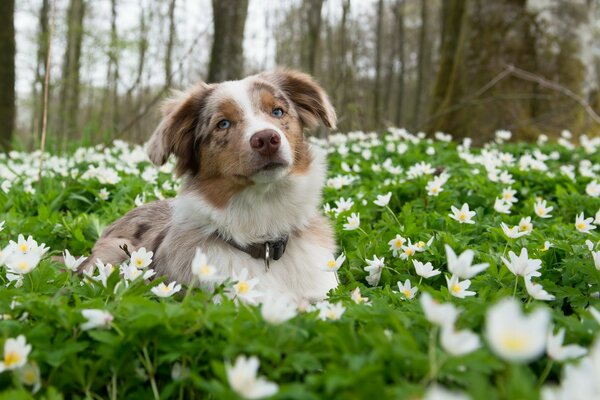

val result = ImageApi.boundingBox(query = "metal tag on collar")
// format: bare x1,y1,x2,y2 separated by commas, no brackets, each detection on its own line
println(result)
264,242,270,271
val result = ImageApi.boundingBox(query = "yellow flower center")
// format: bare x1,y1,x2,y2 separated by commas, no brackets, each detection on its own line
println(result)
326,310,338,320
577,222,586,230
394,239,404,247
417,241,425,248
200,265,211,275
236,281,249,294
327,260,336,269
19,244,28,253
500,335,528,351
458,212,466,221
402,289,412,298
504,193,512,200
22,369,37,385
405,248,414,256
519,224,531,232
4,351,21,368
160,284,170,293
17,261,29,272
134,258,144,267
432,187,439,193
451,283,462,294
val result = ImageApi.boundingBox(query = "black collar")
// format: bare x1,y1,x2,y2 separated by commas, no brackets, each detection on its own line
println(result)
216,233,289,270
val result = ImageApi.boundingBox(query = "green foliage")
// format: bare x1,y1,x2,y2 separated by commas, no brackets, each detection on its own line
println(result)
0,133,599,398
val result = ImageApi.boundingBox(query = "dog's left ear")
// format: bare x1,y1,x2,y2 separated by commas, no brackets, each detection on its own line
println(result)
261,69,337,130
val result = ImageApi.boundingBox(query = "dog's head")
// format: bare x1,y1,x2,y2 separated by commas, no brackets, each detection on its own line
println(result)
147,69,336,206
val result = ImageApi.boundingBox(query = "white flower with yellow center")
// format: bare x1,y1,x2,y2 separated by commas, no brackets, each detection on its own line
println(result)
534,199,553,218
494,198,512,214
449,203,476,224
5,252,41,275
317,301,346,321
18,362,41,393
541,241,552,252
500,222,528,239
400,240,418,260
388,234,407,257
334,197,354,214
6,234,49,257
575,212,596,234
502,248,542,278
129,247,153,269
446,274,476,299
517,217,533,234
343,213,361,231
364,255,385,286
586,180,600,197
151,281,182,298
226,268,262,305
191,248,221,283
63,249,87,272
350,287,370,304
81,309,113,331
0,335,31,372
501,187,518,203
485,298,549,363
397,279,418,300
414,237,434,253
321,253,346,272
226,355,278,399
98,188,110,200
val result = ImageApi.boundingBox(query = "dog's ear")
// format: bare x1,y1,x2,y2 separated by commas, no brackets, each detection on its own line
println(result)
147,82,211,176
262,69,337,130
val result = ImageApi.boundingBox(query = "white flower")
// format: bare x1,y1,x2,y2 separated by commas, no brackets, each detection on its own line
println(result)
334,197,354,214
225,355,278,399
592,250,600,271
575,212,596,234
446,274,476,298
0,335,31,372
500,222,528,239
84,259,115,287
171,362,190,381
260,295,297,324
18,361,41,393
397,279,418,300
6,234,49,257
98,188,110,200
420,292,460,328
81,309,113,331
350,287,370,304
445,245,489,279
343,213,360,231
63,249,87,272
373,192,392,207
586,180,600,197
121,264,155,281
501,187,518,203
525,276,555,301
534,199,553,218
5,252,42,275
485,298,550,363
501,248,542,277
414,237,434,252
134,194,145,206
129,247,153,269
517,217,533,235
317,301,346,321
388,234,407,257
0,221,4,231
449,203,476,224
440,327,481,356
547,327,587,361
426,180,444,196
191,248,221,283
321,253,345,272
590,307,600,325
541,241,552,252
226,268,262,305
5,272,23,288
364,255,385,286
151,281,182,298
494,198,512,214
400,240,418,260
413,259,441,279
596,209,600,224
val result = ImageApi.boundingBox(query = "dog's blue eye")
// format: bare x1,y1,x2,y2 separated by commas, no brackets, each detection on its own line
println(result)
217,119,231,129
272,108,284,118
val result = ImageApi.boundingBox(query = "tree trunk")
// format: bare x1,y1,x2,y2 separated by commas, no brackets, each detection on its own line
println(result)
32,0,49,139
372,0,384,128
0,0,15,150
100,0,119,136
165,0,176,87
394,0,405,128
412,0,429,129
208,0,249,82
303,0,324,75
60,0,86,144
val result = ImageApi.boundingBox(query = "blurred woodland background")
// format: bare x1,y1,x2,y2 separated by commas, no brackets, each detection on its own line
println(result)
1,0,600,151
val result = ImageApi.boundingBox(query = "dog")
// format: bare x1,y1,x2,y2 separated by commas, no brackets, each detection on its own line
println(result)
81,69,339,304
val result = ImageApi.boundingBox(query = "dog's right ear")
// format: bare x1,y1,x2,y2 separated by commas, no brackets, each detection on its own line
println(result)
147,82,211,176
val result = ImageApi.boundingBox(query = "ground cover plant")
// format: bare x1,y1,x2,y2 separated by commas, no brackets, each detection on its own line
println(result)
0,129,600,399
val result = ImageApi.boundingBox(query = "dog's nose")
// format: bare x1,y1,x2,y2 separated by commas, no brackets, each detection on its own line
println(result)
250,129,281,156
